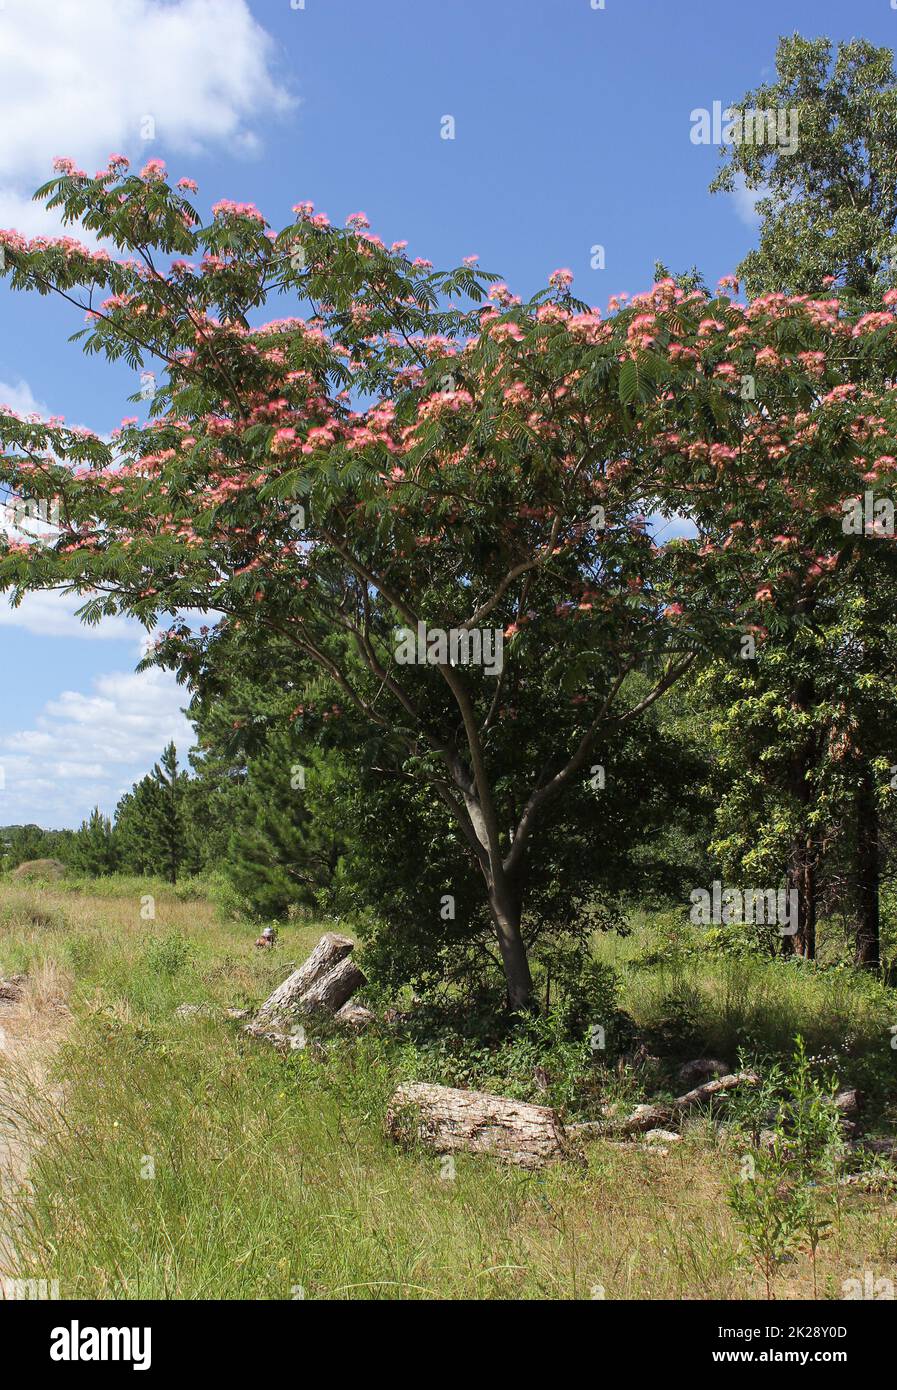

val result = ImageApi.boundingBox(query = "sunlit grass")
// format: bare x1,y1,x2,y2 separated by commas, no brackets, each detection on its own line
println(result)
1,878,895,1300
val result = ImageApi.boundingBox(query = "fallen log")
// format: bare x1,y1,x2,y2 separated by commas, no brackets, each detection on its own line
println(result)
839,1171,897,1191
675,1070,760,1109
387,1081,569,1170
612,1103,676,1135
252,932,355,1029
595,1071,761,1137
676,1057,731,1089
174,1002,217,1020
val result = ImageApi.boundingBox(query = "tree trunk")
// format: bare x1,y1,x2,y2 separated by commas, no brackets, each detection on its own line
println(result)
784,667,818,961
386,1081,568,1169
786,837,816,960
854,762,881,969
488,880,533,1012
252,932,354,1029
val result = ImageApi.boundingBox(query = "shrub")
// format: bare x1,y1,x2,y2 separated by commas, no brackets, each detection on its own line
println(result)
143,933,193,978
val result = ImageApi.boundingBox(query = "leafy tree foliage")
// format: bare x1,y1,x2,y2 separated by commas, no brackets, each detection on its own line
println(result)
709,34,897,965
0,824,74,870
712,35,897,305
4,160,897,1006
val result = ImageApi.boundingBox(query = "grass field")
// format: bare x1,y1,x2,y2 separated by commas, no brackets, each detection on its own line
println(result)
1,877,896,1301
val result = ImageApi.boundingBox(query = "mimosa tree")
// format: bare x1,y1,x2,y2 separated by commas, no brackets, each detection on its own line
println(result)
3,158,897,1007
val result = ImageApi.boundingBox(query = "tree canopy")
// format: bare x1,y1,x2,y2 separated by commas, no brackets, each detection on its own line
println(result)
4,158,897,1004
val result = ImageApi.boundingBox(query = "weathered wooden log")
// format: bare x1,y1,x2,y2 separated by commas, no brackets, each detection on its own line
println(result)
298,956,367,1016
839,1171,897,1191
613,1103,677,1135
335,999,375,1030
566,1120,606,1140
675,1070,760,1109
596,1071,761,1138
676,1057,731,1089
834,1088,861,1120
386,1081,568,1170
253,932,354,1029
243,1023,297,1052
174,1002,217,1020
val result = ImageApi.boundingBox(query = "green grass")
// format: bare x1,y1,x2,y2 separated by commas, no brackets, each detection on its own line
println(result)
1,877,896,1300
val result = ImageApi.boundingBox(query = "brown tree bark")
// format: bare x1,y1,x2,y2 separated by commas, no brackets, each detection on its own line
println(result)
335,999,375,1029
386,1081,568,1169
854,761,881,969
487,877,533,1013
786,840,817,960
298,956,367,1015
783,664,819,961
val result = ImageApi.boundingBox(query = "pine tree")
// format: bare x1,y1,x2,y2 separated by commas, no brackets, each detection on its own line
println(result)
146,743,184,884
70,807,117,877
226,732,335,920
113,743,191,883
114,777,161,874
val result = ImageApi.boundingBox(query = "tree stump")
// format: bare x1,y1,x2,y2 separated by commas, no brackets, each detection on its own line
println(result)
298,956,367,1016
252,932,355,1030
386,1081,569,1170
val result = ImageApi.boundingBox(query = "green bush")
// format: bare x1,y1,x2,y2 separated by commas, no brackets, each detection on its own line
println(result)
143,933,193,978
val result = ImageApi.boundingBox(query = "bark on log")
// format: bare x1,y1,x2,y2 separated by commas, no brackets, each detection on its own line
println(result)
613,1103,676,1135
335,999,375,1030
675,1070,759,1109
386,1082,569,1170
566,1120,606,1140
253,932,355,1029
298,956,367,1016
676,1057,731,1089
597,1072,760,1137
834,1088,861,1120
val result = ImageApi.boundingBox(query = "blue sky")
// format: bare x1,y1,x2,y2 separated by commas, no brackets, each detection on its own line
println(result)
0,0,894,828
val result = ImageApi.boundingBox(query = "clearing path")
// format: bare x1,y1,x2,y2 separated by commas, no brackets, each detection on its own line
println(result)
0,970,68,1284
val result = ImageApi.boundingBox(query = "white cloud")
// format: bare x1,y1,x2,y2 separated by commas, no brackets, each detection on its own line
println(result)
0,0,293,239
0,666,194,827
0,0,293,179
0,591,140,642
730,173,766,229
0,187,103,246
0,377,48,417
